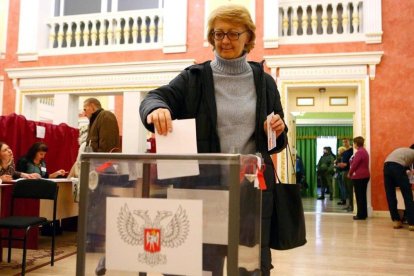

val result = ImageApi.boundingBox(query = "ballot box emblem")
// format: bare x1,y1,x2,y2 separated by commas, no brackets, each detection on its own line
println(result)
117,203,189,266
144,228,161,253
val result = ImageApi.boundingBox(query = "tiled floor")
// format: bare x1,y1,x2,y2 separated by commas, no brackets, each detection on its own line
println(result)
302,196,351,213
31,213,414,276
302,187,350,214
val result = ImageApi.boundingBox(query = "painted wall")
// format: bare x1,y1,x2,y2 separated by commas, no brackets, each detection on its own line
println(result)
1,0,414,212
368,1,414,211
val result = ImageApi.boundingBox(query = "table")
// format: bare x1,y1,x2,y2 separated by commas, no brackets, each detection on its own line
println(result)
39,178,79,220
0,178,78,250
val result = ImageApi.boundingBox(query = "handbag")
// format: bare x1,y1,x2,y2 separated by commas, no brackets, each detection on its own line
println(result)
269,143,307,250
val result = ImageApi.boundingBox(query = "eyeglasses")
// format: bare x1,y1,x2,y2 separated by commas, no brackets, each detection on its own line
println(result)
212,30,248,41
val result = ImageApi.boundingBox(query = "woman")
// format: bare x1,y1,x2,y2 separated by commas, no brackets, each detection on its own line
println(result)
139,4,287,275
0,141,40,181
348,136,370,220
17,142,66,179
68,124,89,178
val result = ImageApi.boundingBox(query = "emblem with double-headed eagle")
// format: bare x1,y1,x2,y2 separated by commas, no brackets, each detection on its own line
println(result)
117,204,189,266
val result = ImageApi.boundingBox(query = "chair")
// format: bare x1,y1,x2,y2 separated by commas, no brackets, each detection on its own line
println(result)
0,179,59,276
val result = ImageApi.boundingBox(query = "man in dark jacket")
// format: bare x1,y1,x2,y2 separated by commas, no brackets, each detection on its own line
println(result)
338,138,354,211
83,97,120,276
83,97,120,152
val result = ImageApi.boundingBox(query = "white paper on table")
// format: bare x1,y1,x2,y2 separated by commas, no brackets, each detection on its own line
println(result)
155,119,199,179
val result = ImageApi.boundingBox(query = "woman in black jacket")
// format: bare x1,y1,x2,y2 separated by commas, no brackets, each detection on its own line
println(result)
140,4,287,275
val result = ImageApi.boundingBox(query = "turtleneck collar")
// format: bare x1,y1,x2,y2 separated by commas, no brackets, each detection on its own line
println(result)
210,51,251,75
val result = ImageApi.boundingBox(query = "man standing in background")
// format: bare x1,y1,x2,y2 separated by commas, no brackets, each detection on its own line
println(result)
83,97,120,153
83,97,120,276
338,138,354,212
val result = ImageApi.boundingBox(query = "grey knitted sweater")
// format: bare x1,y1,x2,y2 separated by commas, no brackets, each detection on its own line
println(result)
211,52,256,154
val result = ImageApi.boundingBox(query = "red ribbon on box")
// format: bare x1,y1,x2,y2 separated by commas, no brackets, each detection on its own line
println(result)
257,164,266,190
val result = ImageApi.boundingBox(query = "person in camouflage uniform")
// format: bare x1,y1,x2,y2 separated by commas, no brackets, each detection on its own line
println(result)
317,146,336,200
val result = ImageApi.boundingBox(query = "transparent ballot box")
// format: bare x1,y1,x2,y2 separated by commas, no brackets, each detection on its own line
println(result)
76,153,261,276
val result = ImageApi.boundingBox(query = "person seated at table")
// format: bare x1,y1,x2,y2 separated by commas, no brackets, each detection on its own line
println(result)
16,142,66,179
68,124,89,178
0,141,40,181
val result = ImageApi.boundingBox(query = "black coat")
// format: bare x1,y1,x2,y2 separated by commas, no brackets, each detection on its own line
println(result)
140,60,288,270
140,60,287,184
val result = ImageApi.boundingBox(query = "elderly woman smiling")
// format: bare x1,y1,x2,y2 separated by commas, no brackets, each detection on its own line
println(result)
140,4,287,275
0,141,40,182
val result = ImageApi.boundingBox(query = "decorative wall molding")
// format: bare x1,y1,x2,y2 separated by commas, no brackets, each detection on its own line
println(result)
264,0,382,48
17,0,188,61
264,51,383,80
279,65,367,80
6,59,196,92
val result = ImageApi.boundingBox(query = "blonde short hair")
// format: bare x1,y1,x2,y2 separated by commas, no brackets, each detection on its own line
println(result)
338,146,346,155
207,4,256,53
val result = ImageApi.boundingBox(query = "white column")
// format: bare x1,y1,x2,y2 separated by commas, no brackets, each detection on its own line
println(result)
0,76,3,114
364,0,382,43
20,94,38,121
17,0,54,61
263,0,279,48
0,0,10,59
162,0,187,53
363,77,373,217
122,91,147,154
53,94,78,127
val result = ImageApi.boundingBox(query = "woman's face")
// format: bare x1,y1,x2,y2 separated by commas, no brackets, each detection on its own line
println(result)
212,19,250,60
0,144,13,164
35,151,47,162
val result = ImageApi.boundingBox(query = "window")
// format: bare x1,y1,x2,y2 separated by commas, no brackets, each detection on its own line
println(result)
62,0,101,16
118,0,160,11
54,0,162,16
329,97,348,106
296,97,314,106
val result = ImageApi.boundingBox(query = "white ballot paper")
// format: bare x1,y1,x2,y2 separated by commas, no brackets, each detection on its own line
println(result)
267,112,277,151
155,119,199,179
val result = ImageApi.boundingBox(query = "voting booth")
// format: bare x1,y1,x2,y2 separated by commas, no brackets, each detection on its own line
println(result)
76,153,262,275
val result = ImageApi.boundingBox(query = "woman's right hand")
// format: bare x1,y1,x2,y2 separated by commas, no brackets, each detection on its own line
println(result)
0,174,13,182
22,173,41,179
146,108,173,136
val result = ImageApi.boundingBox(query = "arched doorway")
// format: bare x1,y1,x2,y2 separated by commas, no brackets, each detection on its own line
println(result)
264,52,383,215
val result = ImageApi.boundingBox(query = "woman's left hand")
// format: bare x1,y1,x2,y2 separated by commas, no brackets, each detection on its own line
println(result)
56,169,66,177
263,114,285,137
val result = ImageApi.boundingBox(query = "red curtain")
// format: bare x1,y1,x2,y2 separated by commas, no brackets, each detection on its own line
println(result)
0,113,79,173
0,113,79,249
